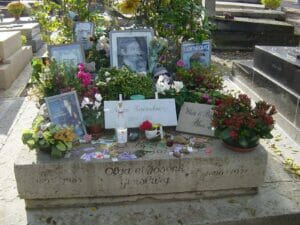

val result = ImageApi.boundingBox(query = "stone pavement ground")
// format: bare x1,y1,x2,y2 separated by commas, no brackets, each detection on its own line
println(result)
0,53,299,224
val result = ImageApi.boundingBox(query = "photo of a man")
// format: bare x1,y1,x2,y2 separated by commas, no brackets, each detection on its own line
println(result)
45,92,86,137
117,37,148,73
110,29,153,74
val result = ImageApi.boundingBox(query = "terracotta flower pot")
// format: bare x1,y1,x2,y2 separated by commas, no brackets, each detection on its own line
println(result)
87,124,102,140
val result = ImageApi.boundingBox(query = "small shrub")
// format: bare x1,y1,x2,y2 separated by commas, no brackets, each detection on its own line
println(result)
261,0,281,9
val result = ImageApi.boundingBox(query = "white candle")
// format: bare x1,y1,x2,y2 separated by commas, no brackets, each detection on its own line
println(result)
116,127,127,147
155,92,158,99
119,94,123,101
160,125,163,139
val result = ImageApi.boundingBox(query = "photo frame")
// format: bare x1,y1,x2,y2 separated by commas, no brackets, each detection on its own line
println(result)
48,43,85,67
45,91,86,137
109,29,154,73
181,40,212,69
74,22,94,50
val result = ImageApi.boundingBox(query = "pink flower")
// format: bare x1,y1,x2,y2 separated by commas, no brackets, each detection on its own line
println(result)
176,59,185,67
77,70,92,87
78,63,85,71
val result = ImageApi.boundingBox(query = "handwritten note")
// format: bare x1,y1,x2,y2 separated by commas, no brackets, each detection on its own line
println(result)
104,99,177,129
176,102,214,136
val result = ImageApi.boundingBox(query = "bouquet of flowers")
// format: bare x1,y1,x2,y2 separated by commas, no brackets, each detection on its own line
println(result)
7,1,25,18
22,116,77,158
80,92,103,127
212,94,276,148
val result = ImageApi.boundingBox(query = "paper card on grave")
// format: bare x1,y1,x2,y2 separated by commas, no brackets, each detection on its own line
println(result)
176,102,214,136
104,99,177,129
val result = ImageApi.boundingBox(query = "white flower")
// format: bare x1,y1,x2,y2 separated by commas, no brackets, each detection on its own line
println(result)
106,77,111,82
95,93,102,102
104,71,110,77
172,81,184,93
96,112,102,119
93,101,101,110
81,97,92,108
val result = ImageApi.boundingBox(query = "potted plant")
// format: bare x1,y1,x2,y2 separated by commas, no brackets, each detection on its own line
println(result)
80,92,103,139
139,120,160,140
7,1,25,20
212,94,276,152
22,115,77,158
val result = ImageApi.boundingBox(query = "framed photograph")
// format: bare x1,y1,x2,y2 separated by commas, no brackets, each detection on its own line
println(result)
109,29,154,73
45,91,86,137
48,43,85,67
181,40,212,69
74,22,94,50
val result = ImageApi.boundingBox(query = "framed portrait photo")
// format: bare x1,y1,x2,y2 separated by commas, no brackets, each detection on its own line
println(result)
74,22,94,50
45,91,86,137
48,43,85,67
109,29,154,73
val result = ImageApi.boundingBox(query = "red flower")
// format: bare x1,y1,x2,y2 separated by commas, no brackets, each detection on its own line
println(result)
139,120,152,131
215,98,222,106
229,130,238,139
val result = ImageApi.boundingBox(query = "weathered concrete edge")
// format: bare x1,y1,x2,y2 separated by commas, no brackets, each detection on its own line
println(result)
25,187,258,209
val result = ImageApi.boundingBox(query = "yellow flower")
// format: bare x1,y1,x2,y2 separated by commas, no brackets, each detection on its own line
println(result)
54,128,76,142
117,0,141,14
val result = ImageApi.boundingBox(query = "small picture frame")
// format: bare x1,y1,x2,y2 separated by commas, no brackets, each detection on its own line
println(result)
48,43,85,67
181,40,212,69
74,22,94,50
45,91,86,137
109,29,154,73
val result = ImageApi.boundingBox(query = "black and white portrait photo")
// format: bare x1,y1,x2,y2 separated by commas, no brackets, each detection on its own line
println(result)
74,22,94,50
117,36,148,73
45,91,86,137
48,43,85,67
110,29,153,73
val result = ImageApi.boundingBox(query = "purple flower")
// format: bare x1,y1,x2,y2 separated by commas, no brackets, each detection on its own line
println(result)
176,59,185,67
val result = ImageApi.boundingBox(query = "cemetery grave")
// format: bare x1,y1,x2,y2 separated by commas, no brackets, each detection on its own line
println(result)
0,0,298,224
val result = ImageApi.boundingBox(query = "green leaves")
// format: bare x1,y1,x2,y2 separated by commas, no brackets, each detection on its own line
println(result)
56,141,67,151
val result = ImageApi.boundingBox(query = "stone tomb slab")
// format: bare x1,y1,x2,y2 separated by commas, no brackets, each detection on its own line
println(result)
14,139,267,208
0,31,22,59
254,46,300,95
0,23,40,40
0,46,32,90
